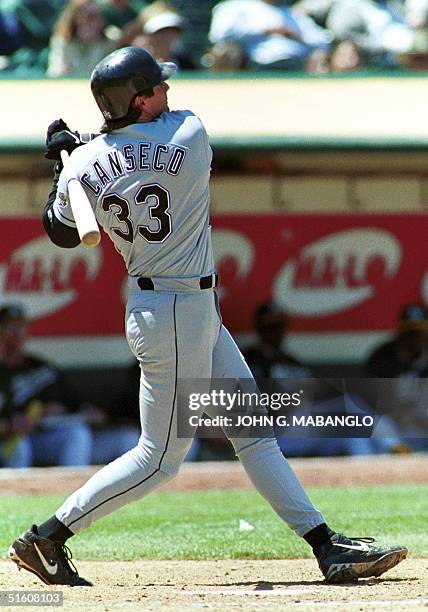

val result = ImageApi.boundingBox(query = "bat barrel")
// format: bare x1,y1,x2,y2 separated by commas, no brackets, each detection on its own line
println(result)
60,150,101,248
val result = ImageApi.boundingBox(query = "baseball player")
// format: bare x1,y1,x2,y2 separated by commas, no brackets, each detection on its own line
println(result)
9,47,406,587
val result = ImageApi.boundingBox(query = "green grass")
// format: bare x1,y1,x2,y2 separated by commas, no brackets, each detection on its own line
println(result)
1,485,426,561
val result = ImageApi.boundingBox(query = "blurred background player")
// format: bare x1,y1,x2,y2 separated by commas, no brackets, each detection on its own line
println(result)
245,302,389,457
0,303,140,467
244,302,311,379
364,303,428,451
0,304,92,468
366,303,428,378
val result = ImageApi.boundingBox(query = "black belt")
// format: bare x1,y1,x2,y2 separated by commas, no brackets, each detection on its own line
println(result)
138,274,218,291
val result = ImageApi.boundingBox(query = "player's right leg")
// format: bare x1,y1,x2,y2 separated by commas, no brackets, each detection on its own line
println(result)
209,324,407,583
9,288,221,585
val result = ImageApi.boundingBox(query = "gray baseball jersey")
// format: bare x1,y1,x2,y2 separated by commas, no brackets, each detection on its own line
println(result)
53,111,215,278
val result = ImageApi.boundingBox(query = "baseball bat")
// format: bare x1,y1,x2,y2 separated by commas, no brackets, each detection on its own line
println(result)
60,150,101,247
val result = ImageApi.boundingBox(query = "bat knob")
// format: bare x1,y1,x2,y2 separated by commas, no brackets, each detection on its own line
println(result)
82,230,101,247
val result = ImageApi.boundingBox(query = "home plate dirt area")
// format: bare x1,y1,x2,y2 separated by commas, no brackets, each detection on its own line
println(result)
0,558,426,612
0,455,426,612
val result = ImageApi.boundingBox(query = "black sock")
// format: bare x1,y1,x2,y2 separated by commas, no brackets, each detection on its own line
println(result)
303,523,335,550
37,516,74,544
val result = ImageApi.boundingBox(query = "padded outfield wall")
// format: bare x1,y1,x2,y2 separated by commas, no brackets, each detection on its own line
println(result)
1,73,428,367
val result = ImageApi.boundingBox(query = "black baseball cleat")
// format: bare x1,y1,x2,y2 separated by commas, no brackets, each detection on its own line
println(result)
8,525,92,586
315,533,407,583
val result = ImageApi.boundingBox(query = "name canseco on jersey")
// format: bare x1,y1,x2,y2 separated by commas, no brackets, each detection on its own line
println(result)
53,110,215,279
80,141,186,195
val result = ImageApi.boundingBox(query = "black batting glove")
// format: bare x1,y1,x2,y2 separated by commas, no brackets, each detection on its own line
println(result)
46,118,70,140
45,118,84,161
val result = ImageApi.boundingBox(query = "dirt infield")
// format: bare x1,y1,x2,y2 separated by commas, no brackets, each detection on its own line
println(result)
1,559,426,612
0,454,426,496
0,456,426,611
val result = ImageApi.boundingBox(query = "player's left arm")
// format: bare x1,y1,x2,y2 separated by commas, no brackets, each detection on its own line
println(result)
42,119,98,248
43,163,80,248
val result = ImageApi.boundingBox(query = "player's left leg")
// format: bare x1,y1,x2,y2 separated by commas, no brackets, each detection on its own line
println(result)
9,289,221,586
209,324,408,583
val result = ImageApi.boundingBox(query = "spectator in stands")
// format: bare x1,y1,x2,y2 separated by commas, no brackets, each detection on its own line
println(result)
297,0,415,68
208,0,332,72
403,0,428,28
118,1,197,69
47,0,116,77
0,10,23,56
293,0,364,71
0,0,66,74
365,303,428,450
98,0,143,29
400,0,428,67
0,305,92,468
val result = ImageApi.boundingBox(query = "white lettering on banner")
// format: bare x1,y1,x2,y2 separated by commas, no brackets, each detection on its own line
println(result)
0,235,101,319
212,229,254,298
273,229,402,316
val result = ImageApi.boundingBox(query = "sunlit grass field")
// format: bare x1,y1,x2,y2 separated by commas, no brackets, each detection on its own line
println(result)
1,485,426,560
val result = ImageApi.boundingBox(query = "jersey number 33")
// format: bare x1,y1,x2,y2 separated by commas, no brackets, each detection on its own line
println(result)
102,183,172,244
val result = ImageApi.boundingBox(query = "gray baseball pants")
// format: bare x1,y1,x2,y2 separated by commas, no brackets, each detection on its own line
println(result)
56,282,324,537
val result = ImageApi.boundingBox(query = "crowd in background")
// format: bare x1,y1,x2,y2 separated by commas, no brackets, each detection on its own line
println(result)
2,0,428,76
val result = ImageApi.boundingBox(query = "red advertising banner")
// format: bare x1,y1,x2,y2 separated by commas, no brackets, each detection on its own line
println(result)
1,215,427,337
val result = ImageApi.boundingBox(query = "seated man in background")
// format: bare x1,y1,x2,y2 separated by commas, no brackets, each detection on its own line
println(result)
47,0,116,77
0,305,92,468
245,302,384,456
117,1,197,69
98,0,142,29
366,303,428,378
0,0,69,74
365,303,428,451
83,365,140,465
297,0,415,68
244,302,311,380
209,0,332,72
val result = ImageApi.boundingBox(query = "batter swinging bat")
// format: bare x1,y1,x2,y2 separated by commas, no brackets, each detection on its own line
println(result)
60,150,101,247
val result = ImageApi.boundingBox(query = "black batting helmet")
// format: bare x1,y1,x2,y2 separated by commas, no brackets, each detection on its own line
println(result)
91,47,177,121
